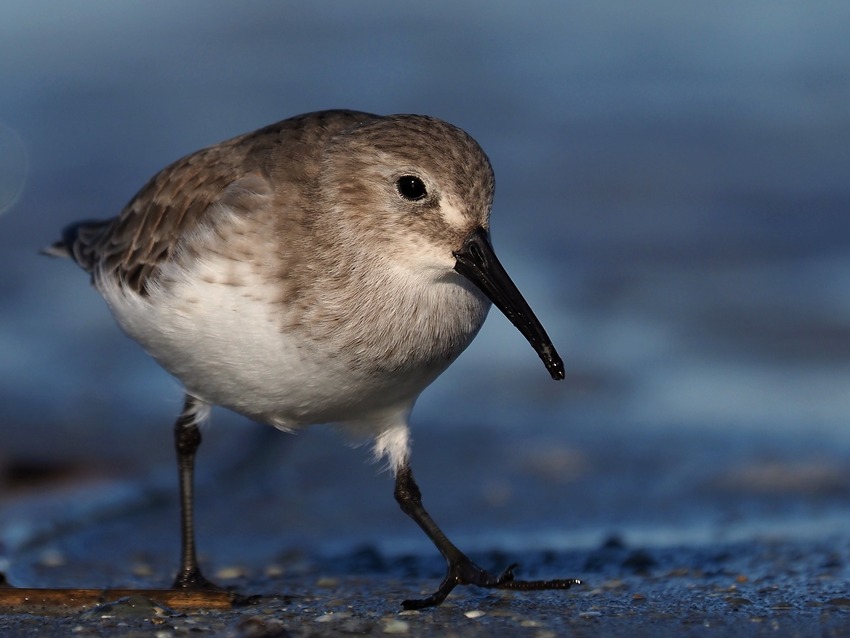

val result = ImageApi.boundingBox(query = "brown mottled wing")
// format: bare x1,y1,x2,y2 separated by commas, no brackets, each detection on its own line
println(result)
51,110,379,294
66,134,262,294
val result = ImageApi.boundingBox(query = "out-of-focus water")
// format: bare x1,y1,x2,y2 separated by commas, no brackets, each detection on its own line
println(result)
2,2,850,552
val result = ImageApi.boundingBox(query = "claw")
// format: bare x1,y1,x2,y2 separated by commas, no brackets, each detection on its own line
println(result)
401,557,580,610
394,465,580,609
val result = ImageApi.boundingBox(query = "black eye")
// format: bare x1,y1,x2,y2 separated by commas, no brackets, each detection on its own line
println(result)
396,175,427,201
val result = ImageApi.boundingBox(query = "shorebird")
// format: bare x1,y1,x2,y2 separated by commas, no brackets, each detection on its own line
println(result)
46,110,575,608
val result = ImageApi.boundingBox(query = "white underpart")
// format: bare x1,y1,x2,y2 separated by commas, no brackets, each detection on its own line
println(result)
95,217,487,475
99,263,415,431
185,397,212,428
367,413,412,474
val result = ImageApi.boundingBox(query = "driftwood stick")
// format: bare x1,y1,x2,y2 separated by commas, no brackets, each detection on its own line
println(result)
0,588,233,610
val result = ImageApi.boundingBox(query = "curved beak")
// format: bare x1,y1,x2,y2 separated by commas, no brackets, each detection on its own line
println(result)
453,227,564,381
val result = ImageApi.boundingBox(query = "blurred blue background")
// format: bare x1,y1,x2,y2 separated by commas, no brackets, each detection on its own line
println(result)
2,1,850,571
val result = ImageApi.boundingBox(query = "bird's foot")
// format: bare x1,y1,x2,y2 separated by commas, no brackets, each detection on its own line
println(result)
401,556,580,610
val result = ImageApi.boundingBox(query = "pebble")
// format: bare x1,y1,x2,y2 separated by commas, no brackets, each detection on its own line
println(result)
726,597,753,607
131,562,154,577
215,566,246,580
316,611,350,623
383,618,410,634
316,577,339,587
264,564,284,577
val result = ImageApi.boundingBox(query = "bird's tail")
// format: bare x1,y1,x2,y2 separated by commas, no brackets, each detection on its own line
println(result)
41,219,110,274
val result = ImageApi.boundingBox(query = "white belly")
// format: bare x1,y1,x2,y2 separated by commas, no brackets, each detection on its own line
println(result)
96,254,489,433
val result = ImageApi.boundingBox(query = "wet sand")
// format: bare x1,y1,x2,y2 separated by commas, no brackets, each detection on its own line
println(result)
3,423,850,636
3,538,850,636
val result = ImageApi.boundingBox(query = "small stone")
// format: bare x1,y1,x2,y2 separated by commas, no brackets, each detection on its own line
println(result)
316,576,339,587
726,597,753,607
132,562,154,577
464,610,485,619
215,566,246,580
579,611,602,619
383,618,410,634
329,611,351,622
520,620,542,627
265,564,285,577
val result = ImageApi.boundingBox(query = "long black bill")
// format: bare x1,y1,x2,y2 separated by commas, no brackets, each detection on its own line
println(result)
453,227,564,381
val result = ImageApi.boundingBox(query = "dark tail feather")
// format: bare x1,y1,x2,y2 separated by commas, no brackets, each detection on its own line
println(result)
41,219,110,273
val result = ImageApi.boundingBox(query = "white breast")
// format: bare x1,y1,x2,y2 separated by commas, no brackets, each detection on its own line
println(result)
96,249,489,436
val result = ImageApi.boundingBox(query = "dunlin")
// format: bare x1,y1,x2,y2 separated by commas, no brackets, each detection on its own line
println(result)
46,110,576,609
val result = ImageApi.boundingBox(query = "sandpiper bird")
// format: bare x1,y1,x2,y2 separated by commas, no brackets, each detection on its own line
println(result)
46,110,576,609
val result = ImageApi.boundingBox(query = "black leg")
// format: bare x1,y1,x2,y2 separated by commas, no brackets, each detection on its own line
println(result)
394,464,580,610
172,394,219,590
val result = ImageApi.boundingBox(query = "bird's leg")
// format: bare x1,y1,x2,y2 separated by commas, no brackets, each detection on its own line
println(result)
394,464,580,610
172,394,219,590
